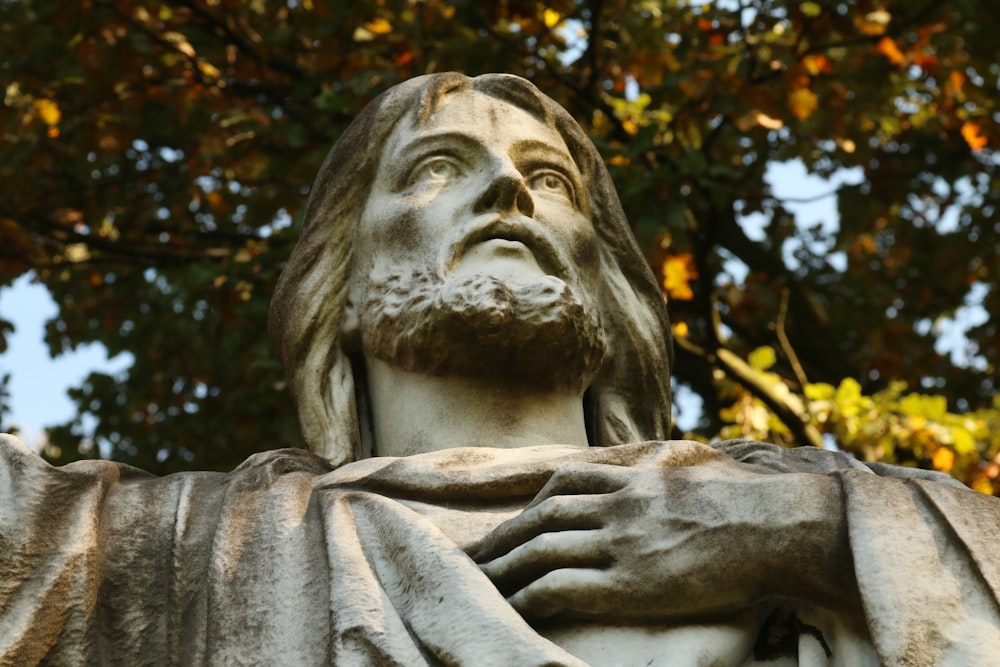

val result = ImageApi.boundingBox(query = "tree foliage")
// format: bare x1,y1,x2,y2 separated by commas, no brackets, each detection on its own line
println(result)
1,0,997,487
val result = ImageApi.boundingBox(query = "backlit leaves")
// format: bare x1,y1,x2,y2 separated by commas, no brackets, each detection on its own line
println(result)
876,37,905,65
662,254,698,301
961,121,988,152
717,372,1000,493
788,87,818,121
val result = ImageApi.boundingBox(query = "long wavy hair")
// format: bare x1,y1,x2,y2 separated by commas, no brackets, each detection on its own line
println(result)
269,73,673,467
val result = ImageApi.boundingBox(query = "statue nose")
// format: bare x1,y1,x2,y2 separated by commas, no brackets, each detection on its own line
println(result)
473,172,535,218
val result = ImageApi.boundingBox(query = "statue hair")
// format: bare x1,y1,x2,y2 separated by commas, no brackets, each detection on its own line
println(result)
268,73,673,466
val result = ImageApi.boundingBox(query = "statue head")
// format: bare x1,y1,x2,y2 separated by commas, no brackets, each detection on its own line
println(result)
269,73,672,466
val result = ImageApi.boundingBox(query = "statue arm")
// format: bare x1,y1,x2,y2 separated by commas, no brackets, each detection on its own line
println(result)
837,467,1000,664
468,439,1000,663
0,434,121,665
719,439,1000,662
467,448,860,620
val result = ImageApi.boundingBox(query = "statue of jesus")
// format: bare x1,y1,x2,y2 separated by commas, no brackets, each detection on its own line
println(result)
3,73,999,666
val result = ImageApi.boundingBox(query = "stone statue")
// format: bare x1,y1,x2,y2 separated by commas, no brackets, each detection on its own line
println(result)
3,72,999,666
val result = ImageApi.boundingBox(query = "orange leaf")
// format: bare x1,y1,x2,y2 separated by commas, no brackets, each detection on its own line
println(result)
913,53,938,71
788,87,818,121
365,17,392,34
932,447,955,472
393,50,415,67
802,53,832,76
662,254,698,301
33,98,61,126
961,121,988,152
948,70,966,94
876,37,904,65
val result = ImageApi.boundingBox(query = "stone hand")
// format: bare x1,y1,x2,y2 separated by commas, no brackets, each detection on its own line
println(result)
465,459,857,621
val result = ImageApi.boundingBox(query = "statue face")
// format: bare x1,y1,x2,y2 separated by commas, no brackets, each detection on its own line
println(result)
347,89,607,389
353,89,600,300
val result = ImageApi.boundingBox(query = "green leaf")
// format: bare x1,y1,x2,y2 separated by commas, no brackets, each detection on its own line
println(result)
800,2,822,18
804,382,835,401
748,346,777,371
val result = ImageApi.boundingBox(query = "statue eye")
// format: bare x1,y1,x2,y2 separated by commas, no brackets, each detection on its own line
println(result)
412,155,463,186
528,170,573,202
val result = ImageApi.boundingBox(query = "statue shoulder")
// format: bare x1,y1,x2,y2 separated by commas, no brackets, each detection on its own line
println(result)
713,438,967,489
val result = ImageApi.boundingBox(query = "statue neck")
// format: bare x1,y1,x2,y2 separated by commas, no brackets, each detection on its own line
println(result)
364,357,589,457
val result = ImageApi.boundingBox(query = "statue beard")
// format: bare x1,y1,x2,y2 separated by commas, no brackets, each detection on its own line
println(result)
358,270,608,393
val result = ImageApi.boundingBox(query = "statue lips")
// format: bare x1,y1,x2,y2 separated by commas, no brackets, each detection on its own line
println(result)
446,216,568,281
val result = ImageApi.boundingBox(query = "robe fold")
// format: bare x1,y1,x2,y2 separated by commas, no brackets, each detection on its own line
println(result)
2,433,999,666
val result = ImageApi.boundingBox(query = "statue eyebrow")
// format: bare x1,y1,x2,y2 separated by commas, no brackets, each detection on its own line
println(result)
394,133,575,168
393,131,485,163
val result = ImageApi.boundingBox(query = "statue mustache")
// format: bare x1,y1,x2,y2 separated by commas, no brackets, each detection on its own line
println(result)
444,215,570,280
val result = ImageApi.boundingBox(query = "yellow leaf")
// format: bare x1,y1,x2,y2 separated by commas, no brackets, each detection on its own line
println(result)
932,447,955,472
837,138,856,153
673,321,689,337
952,427,975,455
621,119,639,136
365,17,392,34
163,31,196,58
543,8,562,28
788,87,818,121
972,478,994,495
802,53,831,76
876,37,904,65
800,2,822,18
660,50,681,72
606,154,630,166
302,0,313,9
755,112,783,130
804,383,835,401
961,121,988,152
748,346,777,371
197,61,221,79
33,98,61,126
662,253,698,301
64,243,90,263
352,27,374,42
857,9,891,35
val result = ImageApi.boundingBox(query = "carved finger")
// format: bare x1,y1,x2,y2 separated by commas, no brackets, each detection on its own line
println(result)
466,493,611,562
507,568,610,620
479,529,613,597
527,462,632,508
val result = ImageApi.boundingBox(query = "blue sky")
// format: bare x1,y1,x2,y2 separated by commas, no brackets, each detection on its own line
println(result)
0,276,131,448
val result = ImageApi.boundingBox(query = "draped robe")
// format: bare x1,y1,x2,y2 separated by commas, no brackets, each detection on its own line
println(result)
3,433,1000,666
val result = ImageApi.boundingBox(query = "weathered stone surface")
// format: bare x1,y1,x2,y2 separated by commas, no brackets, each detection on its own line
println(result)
3,73,1000,665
